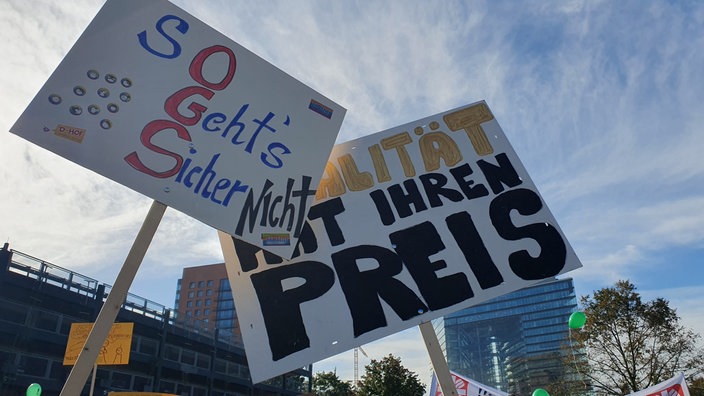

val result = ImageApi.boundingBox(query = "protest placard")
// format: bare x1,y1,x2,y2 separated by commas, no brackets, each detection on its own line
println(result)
64,322,133,366
219,101,582,382
11,0,345,258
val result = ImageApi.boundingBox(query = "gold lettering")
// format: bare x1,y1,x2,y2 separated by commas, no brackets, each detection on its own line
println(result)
315,109,490,201
419,131,463,171
443,103,495,156
368,144,391,183
338,153,374,192
381,131,416,177
315,161,347,200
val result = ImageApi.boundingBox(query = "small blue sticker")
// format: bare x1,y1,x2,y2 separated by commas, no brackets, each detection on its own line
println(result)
262,233,291,246
309,99,333,119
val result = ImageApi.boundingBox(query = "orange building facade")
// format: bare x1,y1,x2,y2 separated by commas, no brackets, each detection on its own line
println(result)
175,263,229,334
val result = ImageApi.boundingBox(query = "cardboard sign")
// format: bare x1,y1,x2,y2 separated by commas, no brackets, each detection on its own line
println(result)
64,322,134,365
628,373,690,396
11,0,345,258
219,101,582,382
429,370,508,396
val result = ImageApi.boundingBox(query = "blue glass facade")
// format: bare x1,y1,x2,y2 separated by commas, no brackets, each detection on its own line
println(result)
440,278,579,394
215,278,239,339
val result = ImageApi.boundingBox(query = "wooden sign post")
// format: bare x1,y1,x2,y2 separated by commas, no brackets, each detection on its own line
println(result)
419,322,458,396
60,201,166,396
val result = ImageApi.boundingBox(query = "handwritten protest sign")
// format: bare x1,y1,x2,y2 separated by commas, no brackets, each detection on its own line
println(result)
219,101,582,382
11,0,345,258
430,370,508,396
64,322,134,366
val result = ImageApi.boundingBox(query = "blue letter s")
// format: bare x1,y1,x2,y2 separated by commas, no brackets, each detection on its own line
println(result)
261,142,291,169
138,15,189,59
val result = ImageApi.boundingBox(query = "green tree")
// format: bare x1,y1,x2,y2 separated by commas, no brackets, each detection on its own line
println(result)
312,371,355,396
357,354,425,396
570,280,704,395
689,376,704,396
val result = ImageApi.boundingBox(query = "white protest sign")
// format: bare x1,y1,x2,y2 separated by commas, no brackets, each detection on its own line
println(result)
429,370,508,396
11,0,345,258
626,373,690,396
219,101,582,382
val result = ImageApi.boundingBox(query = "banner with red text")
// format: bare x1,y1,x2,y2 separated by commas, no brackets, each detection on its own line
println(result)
627,373,690,396
11,0,345,258
219,101,582,382
429,370,508,396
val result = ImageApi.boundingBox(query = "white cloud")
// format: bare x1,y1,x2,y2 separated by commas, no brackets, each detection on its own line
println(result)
640,285,704,339
2,0,704,382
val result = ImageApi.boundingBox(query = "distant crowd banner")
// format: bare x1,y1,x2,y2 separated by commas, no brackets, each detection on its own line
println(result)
429,370,508,396
11,0,345,258
626,373,690,396
219,101,583,382
64,323,134,366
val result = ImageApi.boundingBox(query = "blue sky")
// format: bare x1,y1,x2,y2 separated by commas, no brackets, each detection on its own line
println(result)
1,0,703,387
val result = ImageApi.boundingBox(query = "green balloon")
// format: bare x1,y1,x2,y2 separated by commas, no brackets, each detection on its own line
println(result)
569,311,587,329
26,383,42,396
532,388,550,396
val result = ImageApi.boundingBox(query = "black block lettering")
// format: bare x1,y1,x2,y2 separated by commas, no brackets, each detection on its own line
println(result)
233,237,262,271
250,261,335,360
291,175,316,238
388,179,428,218
307,197,346,246
477,153,522,194
369,189,396,226
449,163,489,200
390,222,473,310
419,173,464,208
291,221,318,259
233,237,283,271
490,189,566,279
446,211,503,289
332,245,427,337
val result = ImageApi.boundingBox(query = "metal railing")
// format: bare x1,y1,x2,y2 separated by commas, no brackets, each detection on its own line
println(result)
5,249,243,346
9,250,101,298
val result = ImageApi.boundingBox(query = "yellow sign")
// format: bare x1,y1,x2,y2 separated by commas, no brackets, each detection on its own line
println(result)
64,322,134,365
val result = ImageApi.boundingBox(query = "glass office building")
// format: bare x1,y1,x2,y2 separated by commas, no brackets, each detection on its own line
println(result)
439,278,580,394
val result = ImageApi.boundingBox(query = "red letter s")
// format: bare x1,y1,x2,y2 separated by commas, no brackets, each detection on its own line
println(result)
124,120,192,178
